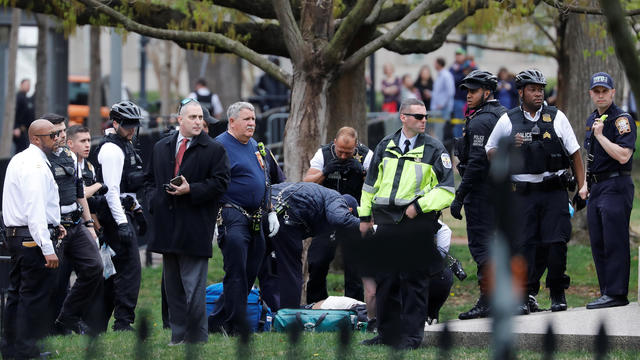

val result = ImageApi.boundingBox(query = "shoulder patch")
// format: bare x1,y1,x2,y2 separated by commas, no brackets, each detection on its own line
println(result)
615,117,631,135
440,153,452,169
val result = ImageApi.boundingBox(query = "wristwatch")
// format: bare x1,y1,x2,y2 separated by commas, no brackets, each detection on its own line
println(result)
84,219,95,228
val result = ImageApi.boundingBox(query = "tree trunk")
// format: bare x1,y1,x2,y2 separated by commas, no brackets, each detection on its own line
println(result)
88,25,102,136
327,60,367,146
34,14,48,118
159,41,172,118
1,9,21,157
561,9,624,243
283,72,331,182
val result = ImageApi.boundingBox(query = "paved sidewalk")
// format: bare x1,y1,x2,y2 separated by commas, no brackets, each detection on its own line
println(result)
423,302,640,351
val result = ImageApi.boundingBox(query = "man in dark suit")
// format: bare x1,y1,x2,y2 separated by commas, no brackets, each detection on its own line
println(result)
145,98,230,345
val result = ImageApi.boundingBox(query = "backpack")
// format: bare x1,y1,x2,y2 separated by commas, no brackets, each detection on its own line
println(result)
206,283,272,332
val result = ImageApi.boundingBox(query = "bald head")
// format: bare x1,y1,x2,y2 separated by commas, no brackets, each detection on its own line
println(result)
28,119,54,140
28,119,58,154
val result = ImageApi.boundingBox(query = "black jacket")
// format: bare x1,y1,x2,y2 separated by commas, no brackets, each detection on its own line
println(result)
271,182,360,236
144,131,230,257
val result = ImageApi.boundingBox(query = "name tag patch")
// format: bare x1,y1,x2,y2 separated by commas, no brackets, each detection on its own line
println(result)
615,117,631,135
441,153,452,169
472,134,484,147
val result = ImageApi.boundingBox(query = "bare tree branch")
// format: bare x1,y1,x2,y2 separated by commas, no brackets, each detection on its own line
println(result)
444,38,556,57
324,0,377,67
532,17,559,53
542,0,640,16
76,0,292,86
340,0,447,72
373,2,449,24
364,0,386,25
273,0,304,66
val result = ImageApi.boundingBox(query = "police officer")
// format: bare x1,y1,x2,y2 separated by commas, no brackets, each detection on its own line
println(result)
302,126,372,303
41,114,103,336
485,69,585,313
1,119,66,359
209,101,279,335
97,101,146,331
264,182,361,311
359,98,455,349
582,72,635,309
451,70,506,319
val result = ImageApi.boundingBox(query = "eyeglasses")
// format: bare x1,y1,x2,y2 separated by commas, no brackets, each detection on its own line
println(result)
35,130,62,140
178,98,199,113
402,113,428,120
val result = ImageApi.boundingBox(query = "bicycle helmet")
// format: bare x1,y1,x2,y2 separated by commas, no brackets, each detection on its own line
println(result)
459,70,498,91
515,69,546,89
110,100,143,128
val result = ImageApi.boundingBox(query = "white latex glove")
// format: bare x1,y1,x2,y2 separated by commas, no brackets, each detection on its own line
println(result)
267,211,280,237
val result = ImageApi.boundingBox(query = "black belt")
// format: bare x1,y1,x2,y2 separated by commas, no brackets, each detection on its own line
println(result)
588,171,631,184
61,209,83,226
222,203,261,218
6,225,55,238
512,179,564,193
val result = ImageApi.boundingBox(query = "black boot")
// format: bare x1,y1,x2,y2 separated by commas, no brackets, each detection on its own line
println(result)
527,294,542,313
458,295,490,320
550,290,567,312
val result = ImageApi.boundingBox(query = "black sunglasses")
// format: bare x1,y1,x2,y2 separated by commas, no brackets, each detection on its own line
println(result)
402,113,428,120
177,98,199,113
35,130,62,140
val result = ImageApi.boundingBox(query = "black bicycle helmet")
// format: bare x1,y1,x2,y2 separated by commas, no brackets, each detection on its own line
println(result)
515,69,546,89
459,70,498,91
110,100,143,128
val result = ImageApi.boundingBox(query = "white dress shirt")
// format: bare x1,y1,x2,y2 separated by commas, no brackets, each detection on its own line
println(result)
485,107,580,183
398,131,418,152
2,144,60,256
97,142,135,225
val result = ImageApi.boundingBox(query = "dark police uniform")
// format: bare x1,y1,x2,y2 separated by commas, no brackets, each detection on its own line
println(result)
454,100,506,296
48,148,103,334
487,104,579,303
96,132,144,331
307,143,370,303
585,103,636,299
209,131,269,334
266,182,360,311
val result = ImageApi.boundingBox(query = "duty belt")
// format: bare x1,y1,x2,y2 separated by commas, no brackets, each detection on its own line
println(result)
512,178,564,193
61,209,83,226
5,225,59,239
222,203,263,232
587,170,631,185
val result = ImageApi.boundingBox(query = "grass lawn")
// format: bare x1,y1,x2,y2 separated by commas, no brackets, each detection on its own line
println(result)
43,241,638,359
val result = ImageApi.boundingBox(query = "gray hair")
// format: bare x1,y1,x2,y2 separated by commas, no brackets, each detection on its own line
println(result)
179,100,201,116
227,101,255,120
399,98,425,113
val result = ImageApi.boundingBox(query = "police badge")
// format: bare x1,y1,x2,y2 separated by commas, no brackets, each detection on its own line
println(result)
542,114,552,122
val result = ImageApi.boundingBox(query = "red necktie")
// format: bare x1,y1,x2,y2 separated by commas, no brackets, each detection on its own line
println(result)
174,138,188,176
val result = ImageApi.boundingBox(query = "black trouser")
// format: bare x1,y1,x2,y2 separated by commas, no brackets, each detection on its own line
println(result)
101,214,141,330
1,236,57,359
51,223,104,331
372,213,441,349
256,238,280,311
307,231,363,303
515,189,571,296
526,242,570,295
428,267,453,321
208,208,265,334
463,188,495,295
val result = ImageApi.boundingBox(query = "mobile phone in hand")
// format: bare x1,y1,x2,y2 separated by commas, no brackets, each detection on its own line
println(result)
170,176,183,186
163,184,176,192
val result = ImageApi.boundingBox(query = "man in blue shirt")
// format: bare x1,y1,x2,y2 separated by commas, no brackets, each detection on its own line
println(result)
209,102,280,335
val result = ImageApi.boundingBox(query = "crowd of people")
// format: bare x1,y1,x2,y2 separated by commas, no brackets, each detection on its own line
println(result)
0,63,635,357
